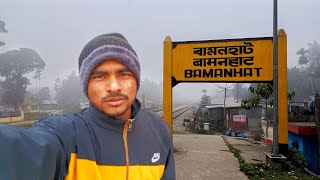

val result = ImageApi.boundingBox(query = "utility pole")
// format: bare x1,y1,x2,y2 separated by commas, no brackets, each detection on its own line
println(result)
224,87,227,128
213,83,232,129
236,83,239,103
272,0,279,156
315,93,320,171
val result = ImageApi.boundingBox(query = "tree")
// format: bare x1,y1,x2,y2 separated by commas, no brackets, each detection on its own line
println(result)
0,48,45,109
200,94,210,105
199,88,210,105
288,91,296,102
54,71,85,112
0,20,8,47
241,83,273,137
32,87,51,104
231,83,250,102
297,41,320,78
287,66,318,100
137,78,162,105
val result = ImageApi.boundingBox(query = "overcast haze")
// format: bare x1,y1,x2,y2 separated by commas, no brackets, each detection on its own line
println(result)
1,0,319,103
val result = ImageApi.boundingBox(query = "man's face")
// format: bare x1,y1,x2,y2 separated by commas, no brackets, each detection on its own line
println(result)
87,59,137,120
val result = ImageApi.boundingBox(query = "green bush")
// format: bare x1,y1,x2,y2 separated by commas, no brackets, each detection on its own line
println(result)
281,161,293,171
196,129,208,134
287,147,307,169
253,132,262,141
240,163,256,175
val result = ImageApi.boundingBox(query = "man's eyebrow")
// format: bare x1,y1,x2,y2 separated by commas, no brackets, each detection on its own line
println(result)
118,68,131,73
91,70,106,75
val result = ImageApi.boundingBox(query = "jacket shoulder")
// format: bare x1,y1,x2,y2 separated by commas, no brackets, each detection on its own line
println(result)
32,112,87,152
35,113,79,128
32,112,86,139
139,109,171,137
140,109,165,123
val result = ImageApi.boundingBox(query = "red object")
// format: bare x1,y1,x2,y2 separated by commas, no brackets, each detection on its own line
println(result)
261,137,273,145
288,122,317,136
229,115,248,131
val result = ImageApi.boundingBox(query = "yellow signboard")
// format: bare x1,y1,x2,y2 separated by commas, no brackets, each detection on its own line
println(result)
172,38,273,82
163,29,287,153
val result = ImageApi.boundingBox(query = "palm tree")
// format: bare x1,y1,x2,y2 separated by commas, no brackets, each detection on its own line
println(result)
297,41,320,78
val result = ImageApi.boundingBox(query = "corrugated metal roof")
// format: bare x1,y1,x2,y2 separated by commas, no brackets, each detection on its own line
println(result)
205,102,242,109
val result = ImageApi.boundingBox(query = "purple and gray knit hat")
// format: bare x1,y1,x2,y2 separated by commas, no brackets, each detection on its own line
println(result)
78,33,140,98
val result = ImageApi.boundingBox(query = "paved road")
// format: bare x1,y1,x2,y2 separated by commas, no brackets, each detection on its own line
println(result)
173,134,248,180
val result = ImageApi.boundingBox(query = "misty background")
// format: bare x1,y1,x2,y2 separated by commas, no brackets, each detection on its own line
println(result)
1,0,320,107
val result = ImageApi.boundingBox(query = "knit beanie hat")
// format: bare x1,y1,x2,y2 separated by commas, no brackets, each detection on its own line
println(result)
78,33,140,98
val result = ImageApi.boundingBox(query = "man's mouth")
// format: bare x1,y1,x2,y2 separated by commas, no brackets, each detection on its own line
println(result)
105,97,126,106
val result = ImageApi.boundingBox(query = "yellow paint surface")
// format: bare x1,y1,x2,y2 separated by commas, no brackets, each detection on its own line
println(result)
278,29,288,144
163,36,173,133
172,39,273,81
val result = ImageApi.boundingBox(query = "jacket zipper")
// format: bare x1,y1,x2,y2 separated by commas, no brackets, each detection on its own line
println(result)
123,119,133,180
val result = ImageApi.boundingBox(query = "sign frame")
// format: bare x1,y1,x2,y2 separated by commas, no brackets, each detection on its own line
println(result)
163,29,288,154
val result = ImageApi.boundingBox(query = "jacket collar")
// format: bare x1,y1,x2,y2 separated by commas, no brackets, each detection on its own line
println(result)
87,99,141,128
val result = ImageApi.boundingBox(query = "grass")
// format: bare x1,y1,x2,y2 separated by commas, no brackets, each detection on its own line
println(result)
234,137,261,144
223,137,319,180
17,124,33,128
24,112,50,121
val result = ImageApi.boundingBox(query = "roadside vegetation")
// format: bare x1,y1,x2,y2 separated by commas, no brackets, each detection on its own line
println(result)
223,137,319,180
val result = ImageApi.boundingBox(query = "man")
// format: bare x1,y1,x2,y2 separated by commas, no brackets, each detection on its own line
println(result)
0,33,175,180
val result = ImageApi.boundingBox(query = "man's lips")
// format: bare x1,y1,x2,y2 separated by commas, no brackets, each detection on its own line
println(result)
105,97,126,105
106,97,125,102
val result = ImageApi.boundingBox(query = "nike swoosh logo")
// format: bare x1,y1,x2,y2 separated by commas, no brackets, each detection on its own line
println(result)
151,157,159,163
151,153,160,163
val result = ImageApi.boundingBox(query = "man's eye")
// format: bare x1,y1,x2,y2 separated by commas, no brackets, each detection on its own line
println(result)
120,73,129,77
93,75,104,79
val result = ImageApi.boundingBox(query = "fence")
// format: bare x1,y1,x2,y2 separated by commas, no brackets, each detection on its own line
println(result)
0,111,24,123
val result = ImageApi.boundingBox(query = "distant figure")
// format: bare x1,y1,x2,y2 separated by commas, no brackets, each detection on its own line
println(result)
0,33,175,180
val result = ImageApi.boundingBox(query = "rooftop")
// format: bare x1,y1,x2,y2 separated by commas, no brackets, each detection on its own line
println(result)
205,102,242,109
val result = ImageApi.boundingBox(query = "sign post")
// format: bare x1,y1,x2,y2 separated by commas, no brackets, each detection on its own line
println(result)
163,36,173,133
163,31,288,154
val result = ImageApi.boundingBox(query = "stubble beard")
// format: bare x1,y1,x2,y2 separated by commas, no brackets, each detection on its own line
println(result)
104,104,132,120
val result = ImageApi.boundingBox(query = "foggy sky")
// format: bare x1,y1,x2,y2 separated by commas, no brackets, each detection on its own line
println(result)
1,0,319,102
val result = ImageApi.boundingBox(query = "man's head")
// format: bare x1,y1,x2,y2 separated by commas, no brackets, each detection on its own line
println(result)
79,33,140,119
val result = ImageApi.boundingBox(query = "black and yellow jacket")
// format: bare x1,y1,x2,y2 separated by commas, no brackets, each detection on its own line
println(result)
0,100,175,180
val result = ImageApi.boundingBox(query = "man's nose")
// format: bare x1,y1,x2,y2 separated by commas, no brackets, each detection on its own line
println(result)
106,76,121,92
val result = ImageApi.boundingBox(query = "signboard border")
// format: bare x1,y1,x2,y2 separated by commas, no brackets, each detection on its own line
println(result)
163,29,287,154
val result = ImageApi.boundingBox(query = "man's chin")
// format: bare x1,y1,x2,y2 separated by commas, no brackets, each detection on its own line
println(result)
103,109,129,120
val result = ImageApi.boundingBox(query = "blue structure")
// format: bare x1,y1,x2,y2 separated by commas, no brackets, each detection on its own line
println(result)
288,122,318,174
